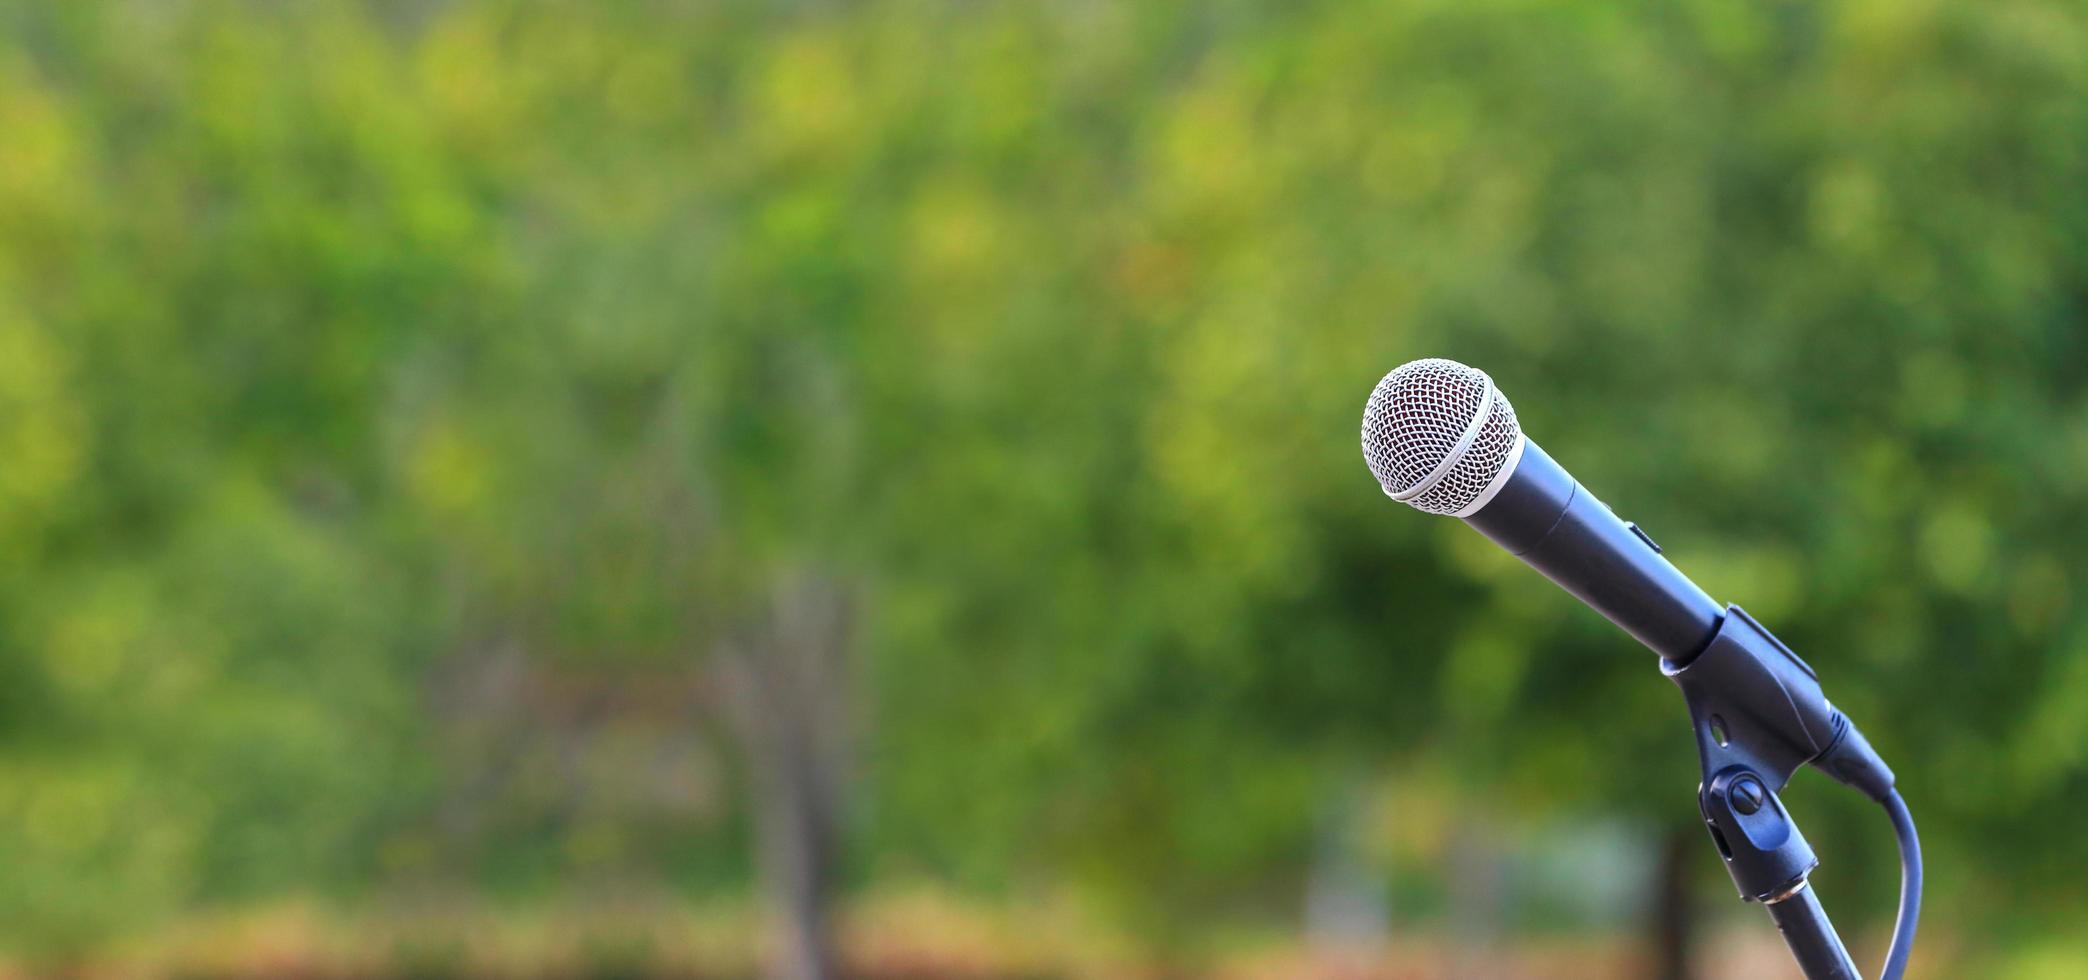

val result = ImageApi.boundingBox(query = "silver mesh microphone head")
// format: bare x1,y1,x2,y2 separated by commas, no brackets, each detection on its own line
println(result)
1361,358,1526,517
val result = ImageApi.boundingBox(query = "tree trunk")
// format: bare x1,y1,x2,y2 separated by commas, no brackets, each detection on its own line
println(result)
720,575,852,980
1652,825,1697,980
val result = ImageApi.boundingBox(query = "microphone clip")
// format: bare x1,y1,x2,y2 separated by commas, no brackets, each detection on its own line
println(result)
1662,604,1898,911
1662,605,1895,801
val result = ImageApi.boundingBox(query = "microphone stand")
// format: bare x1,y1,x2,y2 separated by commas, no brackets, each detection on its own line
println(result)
1696,768,1860,978
1661,606,1916,980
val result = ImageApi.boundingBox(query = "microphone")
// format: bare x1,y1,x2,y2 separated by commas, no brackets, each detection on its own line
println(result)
1359,358,1892,799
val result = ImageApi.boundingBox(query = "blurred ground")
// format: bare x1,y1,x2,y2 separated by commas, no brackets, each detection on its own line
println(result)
0,890,1965,980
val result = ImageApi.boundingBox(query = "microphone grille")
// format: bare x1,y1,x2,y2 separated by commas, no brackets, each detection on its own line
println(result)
1361,358,1522,515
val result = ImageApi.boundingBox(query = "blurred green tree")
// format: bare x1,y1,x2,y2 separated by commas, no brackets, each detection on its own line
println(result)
0,0,2082,976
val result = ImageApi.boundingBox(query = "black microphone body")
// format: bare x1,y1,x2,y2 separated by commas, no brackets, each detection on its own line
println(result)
1463,437,1893,800
1464,439,1724,664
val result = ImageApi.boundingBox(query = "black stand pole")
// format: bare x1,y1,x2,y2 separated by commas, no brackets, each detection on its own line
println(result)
1766,883,1861,979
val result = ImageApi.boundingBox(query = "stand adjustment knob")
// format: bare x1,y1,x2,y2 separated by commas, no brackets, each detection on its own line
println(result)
1730,775,1767,815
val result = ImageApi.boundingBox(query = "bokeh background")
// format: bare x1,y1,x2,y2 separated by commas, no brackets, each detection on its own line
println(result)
2,0,2084,977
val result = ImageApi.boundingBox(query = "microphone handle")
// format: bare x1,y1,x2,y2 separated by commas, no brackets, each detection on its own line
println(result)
1463,440,1725,664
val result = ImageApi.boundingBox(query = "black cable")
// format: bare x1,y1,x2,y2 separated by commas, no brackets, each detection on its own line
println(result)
1878,789,1923,980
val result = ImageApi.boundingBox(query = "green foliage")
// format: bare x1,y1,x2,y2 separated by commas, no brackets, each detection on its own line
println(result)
0,0,2083,966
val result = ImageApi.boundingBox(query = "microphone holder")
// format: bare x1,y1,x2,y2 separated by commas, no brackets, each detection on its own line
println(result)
1661,605,1894,979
